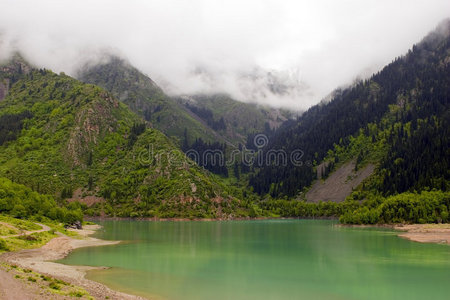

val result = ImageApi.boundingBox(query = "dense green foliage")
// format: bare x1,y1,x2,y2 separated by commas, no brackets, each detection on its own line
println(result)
261,190,449,225
0,68,138,193
0,177,82,223
0,110,32,145
340,191,450,224
377,116,450,194
260,199,351,218
184,137,229,177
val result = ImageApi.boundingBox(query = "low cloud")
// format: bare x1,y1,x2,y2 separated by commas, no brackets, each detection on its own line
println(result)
1,0,449,110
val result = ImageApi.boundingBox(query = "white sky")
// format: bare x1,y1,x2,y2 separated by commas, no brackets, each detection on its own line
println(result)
1,0,449,109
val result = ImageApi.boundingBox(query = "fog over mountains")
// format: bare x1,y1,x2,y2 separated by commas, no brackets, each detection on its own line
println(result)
1,0,450,109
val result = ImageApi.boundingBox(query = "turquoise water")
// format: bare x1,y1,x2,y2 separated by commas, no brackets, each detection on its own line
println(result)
60,220,450,300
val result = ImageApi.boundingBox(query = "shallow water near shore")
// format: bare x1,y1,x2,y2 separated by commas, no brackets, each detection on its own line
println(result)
59,220,450,300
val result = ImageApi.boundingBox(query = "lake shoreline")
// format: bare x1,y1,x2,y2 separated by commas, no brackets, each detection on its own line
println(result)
2,220,447,299
85,216,340,222
341,223,450,245
0,224,147,300
393,223,450,244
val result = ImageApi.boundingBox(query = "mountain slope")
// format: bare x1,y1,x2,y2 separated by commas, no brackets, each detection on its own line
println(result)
0,62,250,218
250,19,450,198
77,57,222,145
176,93,292,146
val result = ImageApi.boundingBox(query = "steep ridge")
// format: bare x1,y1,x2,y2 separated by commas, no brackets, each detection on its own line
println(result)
77,56,222,145
250,19,450,198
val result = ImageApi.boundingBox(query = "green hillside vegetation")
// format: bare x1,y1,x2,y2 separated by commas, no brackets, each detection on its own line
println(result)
340,190,450,224
0,65,252,219
0,22,448,225
245,21,450,225
0,177,82,224
0,177,85,252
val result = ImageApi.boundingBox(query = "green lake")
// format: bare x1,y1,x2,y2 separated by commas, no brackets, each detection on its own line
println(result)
59,220,450,300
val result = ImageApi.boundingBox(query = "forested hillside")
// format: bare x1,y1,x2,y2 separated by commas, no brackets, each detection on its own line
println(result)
250,20,450,198
0,62,252,219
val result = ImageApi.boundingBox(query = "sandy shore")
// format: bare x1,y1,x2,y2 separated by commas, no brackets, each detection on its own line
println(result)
0,225,147,300
341,223,450,245
393,223,450,244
